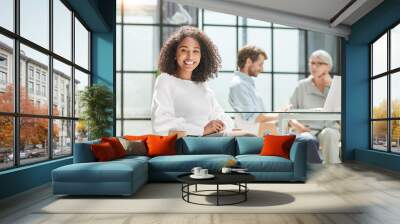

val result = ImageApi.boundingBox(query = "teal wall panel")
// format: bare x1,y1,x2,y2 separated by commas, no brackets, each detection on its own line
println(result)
345,0,400,170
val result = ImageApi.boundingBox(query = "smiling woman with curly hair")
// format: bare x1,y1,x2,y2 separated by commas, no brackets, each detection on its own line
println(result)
158,26,221,82
151,26,234,136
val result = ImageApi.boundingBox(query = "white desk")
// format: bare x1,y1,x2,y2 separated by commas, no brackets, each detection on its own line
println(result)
278,112,341,134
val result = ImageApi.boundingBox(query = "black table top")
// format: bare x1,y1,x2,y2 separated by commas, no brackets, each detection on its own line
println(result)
177,172,255,185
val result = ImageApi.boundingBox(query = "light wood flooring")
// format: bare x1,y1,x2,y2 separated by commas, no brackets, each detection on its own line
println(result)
1,162,400,224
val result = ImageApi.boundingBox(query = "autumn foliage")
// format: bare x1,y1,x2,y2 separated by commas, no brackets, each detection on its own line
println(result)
372,99,400,141
0,84,59,150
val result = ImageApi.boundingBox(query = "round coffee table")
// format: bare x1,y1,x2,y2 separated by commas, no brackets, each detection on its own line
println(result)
177,172,255,206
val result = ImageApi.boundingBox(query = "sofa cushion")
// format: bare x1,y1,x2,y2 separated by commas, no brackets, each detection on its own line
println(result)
260,134,296,159
52,158,147,183
101,137,127,158
118,138,147,156
91,142,118,161
236,155,293,172
74,140,101,163
236,137,263,155
148,154,235,172
147,135,177,157
177,137,236,155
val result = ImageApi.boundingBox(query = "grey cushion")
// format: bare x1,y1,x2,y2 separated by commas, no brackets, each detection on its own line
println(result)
118,138,147,156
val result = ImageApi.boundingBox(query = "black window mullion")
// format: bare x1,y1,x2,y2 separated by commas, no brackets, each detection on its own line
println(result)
271,23,274,111
388,29,391,152
120,0,125,135
13,0,21,167
49,0,54,160
71,9,76,153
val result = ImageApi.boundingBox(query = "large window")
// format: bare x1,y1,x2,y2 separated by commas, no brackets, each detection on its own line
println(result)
370,22,400,153
0,0,91,170
116,0,341,136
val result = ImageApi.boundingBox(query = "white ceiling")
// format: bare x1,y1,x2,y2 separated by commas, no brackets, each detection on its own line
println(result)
168,0,384,38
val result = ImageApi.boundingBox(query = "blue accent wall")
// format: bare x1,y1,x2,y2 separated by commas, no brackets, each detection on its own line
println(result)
91,1,116,136
0,0,115,200
345,0,400,171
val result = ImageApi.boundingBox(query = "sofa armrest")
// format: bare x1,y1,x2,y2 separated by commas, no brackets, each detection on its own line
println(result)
73,140,100,163
289,140,307,181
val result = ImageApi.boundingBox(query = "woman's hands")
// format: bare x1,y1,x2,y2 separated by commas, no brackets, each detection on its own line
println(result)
203,120,225,136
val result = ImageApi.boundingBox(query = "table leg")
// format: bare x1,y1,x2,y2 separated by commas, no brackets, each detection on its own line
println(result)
245,183,247,201
217,184,219,206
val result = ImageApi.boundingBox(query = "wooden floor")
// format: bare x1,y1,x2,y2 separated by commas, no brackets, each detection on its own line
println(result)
1,162,400,224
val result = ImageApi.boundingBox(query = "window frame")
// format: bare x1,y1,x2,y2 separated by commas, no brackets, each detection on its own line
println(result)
115,0,342,136
0,0,92,171
369,19,400,154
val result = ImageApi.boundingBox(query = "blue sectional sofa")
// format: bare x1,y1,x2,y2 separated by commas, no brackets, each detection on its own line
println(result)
52,136,308,196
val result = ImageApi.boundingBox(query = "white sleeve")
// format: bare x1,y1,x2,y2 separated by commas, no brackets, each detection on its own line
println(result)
209,88,234,132
151,75,204,136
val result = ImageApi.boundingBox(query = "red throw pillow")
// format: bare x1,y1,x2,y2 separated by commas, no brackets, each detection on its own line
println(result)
146,135,177,157
259,134,296,159
101,137,127,158
91,142,117,161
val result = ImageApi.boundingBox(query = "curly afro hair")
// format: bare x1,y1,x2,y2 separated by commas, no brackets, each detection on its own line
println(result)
158,26,221,83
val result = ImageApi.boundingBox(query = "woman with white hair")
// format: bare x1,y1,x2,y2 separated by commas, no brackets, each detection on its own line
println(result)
288,49,341,164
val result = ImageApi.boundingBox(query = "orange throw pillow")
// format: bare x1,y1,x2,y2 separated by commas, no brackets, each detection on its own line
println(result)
91,142,117,161
146,135,177,157
101,137,127,158
124,135,152,142
259,134,296,159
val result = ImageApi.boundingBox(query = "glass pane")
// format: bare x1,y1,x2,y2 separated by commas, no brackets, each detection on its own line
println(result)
53,59,72,117
274,74,306,110
307,31,338,73
273,29,302,72
239,17,271,27
207,73,235,111
53,0,72,60
391,120,400,153
20,44,49,115
0,116,13,170
274,23,292,28
20,117,49,165
238,27,272,72
372,121,387,151
75,120,88,143
74,69,89,118
203,10,236,25
123,0,158,24
391,24,400,70
123,26,159,71
123,73,154,117
162,26,180,46
116,0,122,23
372,76,387,119
372,33,387,76
116,120,122,136
204,26,236,71
163,2,197,25
0,35,14,113
255,73,272,111
116,72,121,118
0,0,14,31
116,25,121,71
20,0,49,49
53,119,72,158
75,18,89,70
123,120,153,135
392,72,400,118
